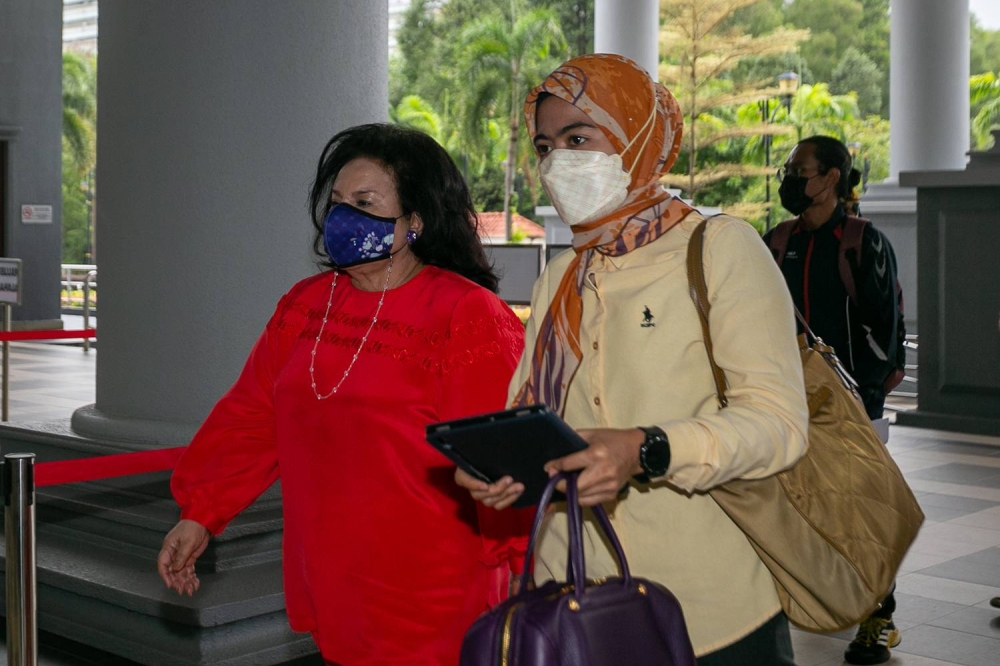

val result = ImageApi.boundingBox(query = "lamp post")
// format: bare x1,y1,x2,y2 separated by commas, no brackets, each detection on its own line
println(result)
762,71,800,230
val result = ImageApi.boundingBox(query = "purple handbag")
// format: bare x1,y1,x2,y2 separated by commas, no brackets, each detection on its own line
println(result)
461,472,698,666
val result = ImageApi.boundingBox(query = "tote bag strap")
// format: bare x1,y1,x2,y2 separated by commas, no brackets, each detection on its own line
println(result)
686,218,728,408
688,218,855,405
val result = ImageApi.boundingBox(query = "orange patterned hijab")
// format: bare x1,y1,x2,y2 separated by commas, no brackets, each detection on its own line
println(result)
514,54,694,413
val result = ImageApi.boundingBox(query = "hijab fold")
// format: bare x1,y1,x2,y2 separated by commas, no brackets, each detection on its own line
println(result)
514,54,694,414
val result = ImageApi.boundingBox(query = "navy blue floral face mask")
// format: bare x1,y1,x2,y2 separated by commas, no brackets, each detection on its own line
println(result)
323,203,402,269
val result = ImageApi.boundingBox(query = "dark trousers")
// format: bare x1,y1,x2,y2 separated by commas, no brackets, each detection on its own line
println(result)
697,613,795,666
859,385,887,421
871,583,897,620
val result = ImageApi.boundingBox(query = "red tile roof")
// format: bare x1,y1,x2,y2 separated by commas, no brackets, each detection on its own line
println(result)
476,212,545,239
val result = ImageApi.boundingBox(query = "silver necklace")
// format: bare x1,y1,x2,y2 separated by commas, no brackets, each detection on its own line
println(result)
309,256,393,400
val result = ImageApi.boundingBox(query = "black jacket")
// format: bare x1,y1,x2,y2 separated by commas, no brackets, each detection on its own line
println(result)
763,206,902,407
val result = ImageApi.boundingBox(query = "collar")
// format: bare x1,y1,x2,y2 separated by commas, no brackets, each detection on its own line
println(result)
794,204,846,235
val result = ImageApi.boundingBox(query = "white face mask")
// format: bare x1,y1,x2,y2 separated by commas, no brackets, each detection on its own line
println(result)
539,150,631,226
538,95,658,227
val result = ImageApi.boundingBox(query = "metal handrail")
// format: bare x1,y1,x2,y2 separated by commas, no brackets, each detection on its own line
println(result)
889,335,918,399
83,270,97,353
61,263,97,309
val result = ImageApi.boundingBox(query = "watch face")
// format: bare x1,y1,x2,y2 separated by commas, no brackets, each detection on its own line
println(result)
643,441,670,474
641,428,670,476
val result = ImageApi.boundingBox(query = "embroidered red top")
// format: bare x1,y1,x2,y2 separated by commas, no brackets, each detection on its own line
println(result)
171,266,531,665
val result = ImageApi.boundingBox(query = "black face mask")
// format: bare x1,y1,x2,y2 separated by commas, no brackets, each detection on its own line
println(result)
778,175,819,216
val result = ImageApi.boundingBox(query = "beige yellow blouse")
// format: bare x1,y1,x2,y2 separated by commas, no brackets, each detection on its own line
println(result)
510,212,809,656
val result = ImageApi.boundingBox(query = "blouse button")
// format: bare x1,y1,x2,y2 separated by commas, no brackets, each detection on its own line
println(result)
594,396,601,406
592,341,599,350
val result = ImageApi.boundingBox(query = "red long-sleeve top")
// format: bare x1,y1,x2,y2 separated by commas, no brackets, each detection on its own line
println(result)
171,266,531,665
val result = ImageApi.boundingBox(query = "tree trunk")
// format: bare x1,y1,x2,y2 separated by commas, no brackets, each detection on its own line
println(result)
505,64,519,241
688,78,697,205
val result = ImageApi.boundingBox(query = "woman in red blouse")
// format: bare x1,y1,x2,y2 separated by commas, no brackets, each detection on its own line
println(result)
157,124,530,665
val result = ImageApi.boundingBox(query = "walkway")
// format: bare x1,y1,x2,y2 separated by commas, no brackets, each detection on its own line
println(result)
2,342,999,665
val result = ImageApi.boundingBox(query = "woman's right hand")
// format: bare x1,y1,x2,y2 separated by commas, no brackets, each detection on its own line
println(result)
157,519,210,596
455,468,525,511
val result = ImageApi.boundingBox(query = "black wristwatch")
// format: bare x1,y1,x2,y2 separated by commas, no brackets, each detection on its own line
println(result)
637,426,671,478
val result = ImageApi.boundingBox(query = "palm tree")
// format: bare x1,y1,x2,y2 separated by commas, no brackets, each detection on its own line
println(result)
971,72,1000,149
62,52,97,174
61,51,98,263
782,83,859,143
389,93,506,182
456,6,565,240
392,94,450,146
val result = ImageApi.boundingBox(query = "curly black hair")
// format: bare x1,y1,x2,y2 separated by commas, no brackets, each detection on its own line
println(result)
308,123,499,293
799,135,863,202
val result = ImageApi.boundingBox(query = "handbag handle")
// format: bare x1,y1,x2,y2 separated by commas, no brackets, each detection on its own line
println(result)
518,472,632,599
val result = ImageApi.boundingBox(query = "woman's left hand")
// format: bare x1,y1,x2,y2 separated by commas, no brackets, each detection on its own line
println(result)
455,468,525,510
544,428,645,507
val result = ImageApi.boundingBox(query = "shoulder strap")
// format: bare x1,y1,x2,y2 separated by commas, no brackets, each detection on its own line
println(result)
767,219,796,266
689,219,827,409
838,216,869,305
687,219,729,409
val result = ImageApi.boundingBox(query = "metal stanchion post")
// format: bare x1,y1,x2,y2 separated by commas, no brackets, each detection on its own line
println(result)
4,453,38,666
2,303,10,422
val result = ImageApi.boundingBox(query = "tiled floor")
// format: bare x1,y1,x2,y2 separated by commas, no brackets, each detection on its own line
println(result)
4,340,1000,665
791,426,1000,666
3,340,95,423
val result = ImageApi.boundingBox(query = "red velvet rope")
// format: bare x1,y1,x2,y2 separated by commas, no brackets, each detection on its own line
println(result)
0,329,96,342
1,327,178,487
34,446,186,487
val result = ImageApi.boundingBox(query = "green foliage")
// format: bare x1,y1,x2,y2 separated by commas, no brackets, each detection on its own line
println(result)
856,0,890,116
550,1,594,58
830,47,883,117
387,0,995,232
62,52,97,174
62,156,92,264
781,0,889,117
971,16,1000,76
723,0,785,36
62,51,97,264
785,0,865,82
784,83,860,142
467,163,506,213
453,6,566,237
659,0,808,204
842,115,890,185
389,0,571,237
970,72,1000,149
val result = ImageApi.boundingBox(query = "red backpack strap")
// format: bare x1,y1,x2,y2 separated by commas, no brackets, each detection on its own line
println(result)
767,219,796,266
838,216,869,305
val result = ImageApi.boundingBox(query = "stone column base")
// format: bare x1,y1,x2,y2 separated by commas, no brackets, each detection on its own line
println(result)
0,420,313,665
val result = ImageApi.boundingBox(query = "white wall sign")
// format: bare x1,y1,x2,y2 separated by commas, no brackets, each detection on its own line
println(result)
0,259,22,305
20,204,53,224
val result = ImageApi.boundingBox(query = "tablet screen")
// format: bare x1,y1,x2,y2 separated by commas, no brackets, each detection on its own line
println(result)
425,405,587,507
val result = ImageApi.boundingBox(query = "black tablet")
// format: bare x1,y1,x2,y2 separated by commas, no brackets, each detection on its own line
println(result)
426,405,588,508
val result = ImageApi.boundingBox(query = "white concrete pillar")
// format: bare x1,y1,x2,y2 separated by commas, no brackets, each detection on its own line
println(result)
72,0,388,444
889,0,970,178
594,0,659,78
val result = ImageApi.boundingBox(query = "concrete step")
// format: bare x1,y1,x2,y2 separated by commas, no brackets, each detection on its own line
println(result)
0,421,318,665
